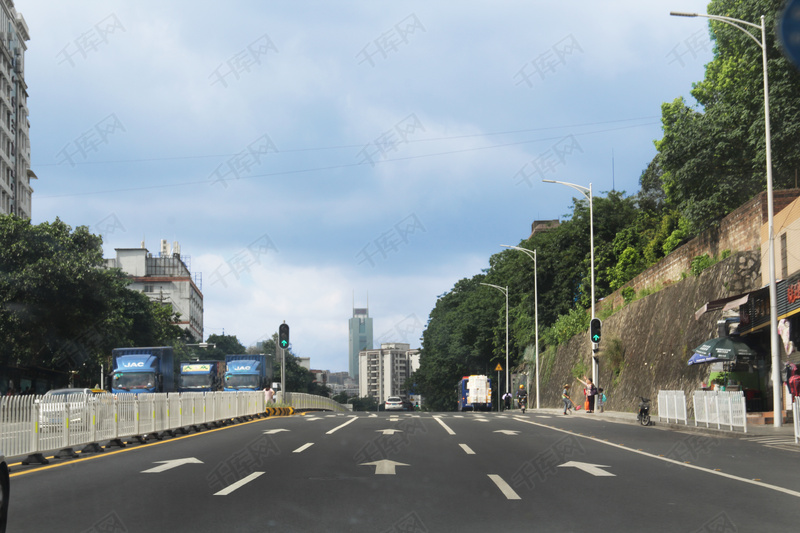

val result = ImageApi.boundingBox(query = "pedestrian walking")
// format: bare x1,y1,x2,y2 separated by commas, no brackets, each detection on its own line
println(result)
597,387,606,413
561,384,572,414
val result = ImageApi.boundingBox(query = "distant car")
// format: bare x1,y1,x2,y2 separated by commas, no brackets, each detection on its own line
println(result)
38,388,96,430
384,396,405,411
0,452,8,532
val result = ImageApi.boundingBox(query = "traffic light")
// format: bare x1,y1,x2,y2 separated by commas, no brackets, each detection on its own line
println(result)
590,318,602,343
279,323,290,349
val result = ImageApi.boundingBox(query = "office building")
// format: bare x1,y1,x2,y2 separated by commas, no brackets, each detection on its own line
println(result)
348,304,372,381
104,240,204,341
0,1,33,218
358,342,420,403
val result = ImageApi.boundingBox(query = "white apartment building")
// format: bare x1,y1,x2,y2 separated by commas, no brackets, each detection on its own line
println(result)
358,342,420,403
104,240,204,341
0,1,33,219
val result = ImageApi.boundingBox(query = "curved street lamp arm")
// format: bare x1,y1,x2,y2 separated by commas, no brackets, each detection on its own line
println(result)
542,179,590,200
670,12,763,49
500,244,536,262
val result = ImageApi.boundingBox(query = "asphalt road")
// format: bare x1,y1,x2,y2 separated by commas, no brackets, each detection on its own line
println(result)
6,411,800,532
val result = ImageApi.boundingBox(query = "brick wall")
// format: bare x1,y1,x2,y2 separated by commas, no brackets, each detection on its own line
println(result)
602,189,800,310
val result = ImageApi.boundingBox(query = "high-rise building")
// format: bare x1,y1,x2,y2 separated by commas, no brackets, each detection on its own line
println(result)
348,304,372,381
104,240,204,341
0,2,33,219
358,343,420,403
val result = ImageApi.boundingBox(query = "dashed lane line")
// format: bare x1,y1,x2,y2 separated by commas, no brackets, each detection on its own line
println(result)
459,444,476,455
214,472,265,496
488,474,521,500
433,416,456,435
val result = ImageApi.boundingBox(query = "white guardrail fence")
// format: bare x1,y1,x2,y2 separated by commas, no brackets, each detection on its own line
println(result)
0,391,341,464
280,392,350,413
657,390,688,424
693,390,747,432
794,396,799,444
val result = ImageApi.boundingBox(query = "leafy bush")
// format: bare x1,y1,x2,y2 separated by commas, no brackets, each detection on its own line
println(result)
690,254,714,276
621,286,636,304
541,307,591,347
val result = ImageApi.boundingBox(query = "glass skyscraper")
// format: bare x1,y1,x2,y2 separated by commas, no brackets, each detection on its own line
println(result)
348,305,372,381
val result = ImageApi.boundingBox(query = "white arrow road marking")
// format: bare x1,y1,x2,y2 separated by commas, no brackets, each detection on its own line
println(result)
359,459,410,475
263,429,290,435
459,444,476,455
214,472,265,496
513,417,800,499
494,430,520,436
293,443,314,453
141,457,203,474
488,474,521,500
377,429,403,435
433,416,456,435
557,461,615,476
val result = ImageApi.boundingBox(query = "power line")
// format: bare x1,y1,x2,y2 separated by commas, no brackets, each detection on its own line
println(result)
33,116,660,168
37,120,660,199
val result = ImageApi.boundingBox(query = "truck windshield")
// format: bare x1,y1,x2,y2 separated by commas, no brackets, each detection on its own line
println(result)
224,375,260,389
180,374,213,389
113,372,155,390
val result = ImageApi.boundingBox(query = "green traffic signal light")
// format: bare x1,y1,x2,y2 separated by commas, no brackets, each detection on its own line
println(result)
590,318,602,343
279,323,290,349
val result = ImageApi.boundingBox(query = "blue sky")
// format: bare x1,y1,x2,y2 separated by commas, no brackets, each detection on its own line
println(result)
25,0,714,372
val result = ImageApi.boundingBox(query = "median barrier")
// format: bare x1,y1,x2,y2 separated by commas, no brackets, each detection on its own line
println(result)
0,391,267,465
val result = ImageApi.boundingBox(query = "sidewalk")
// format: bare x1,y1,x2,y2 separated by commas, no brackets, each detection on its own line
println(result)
531,407,799,441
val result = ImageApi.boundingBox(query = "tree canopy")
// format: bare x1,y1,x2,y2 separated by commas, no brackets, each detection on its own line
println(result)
0,215,184,387
412,0,800,410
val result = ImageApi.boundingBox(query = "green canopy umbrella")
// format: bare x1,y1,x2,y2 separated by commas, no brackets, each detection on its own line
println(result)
689,336,758,365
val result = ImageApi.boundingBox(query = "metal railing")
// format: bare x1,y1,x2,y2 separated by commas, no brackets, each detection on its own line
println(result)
693,390,747,432
281,392,349,413
657,390,688,424
0,391,266,463
794,396,799,444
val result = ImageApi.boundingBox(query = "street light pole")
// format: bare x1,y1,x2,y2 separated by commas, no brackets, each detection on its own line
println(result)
481,283,509,395
501,245,540,410
670,11,781,426
543,179,596,386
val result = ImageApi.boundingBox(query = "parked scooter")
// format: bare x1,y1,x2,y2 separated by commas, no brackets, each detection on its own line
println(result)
637,397,651,426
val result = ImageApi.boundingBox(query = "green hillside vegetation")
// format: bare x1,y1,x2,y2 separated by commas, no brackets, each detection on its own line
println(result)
411,0,800,411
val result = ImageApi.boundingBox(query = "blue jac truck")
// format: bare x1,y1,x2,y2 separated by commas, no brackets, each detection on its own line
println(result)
178,360,225,392
223,354,272,391
111,347,176,394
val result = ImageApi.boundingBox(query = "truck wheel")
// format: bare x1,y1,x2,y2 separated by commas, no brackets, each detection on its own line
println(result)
0,460,9,533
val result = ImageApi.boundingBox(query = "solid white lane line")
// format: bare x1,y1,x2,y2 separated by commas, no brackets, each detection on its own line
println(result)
433,416,456,435
459,444,476,455
293,443,314,453
326,416,358,435
488,474,521,500
512,417,800,499
214,472,265,496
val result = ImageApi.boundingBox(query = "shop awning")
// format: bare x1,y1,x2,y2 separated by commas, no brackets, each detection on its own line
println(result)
694,290,758,320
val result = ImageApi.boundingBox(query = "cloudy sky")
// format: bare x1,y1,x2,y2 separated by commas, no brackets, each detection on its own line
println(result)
24,0,714,372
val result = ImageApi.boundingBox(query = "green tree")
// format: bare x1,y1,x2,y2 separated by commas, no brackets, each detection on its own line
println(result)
655,0,800,232
0,216,184,386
